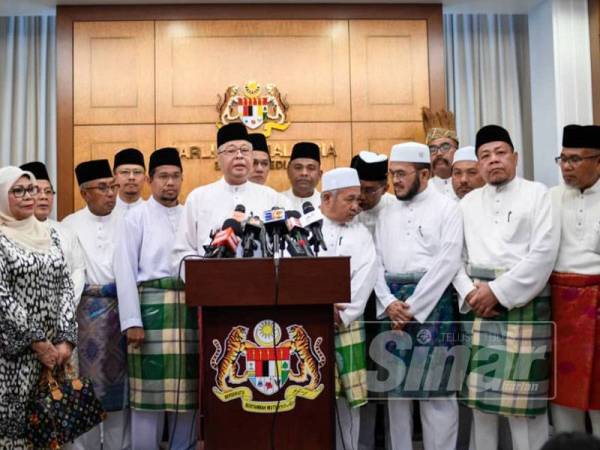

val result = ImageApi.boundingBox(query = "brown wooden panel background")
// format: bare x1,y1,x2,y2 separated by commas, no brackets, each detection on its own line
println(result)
57,4,445,218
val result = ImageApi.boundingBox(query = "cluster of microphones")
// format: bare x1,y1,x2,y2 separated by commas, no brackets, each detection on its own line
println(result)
203,202,328,259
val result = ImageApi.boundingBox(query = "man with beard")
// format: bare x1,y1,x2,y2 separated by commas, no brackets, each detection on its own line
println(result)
451,146,485,199
374,142,462,449
113,147,146,215
318,167,378,450
62,160,131,450
453,125,559,450
549,124,600,438
422,107,459,199
20,161,85,310
172,123,287,267
115,148,198,450
248,132,271,185
282,142,323,210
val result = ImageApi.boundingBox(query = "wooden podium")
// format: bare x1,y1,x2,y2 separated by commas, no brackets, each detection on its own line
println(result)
185,257,350,450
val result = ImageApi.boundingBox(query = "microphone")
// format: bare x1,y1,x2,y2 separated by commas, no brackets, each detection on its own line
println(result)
301,201,327,254
263,207,287,257
241,215,264,257
285,210,314,257
232,204,246,222
203,219,242,258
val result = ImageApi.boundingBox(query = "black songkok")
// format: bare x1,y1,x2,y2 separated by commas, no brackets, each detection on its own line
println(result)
20,161,50,181
290,142,320,163
149,147,182,172
75,159,113,186
217,123,250,148
475,125,514,153
113,148,145,171
562,124,600,150
247,133,269,154
351,152,388,181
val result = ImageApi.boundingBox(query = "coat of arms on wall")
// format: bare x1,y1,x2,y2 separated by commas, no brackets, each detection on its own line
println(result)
210,320,325,413
216,81,290,137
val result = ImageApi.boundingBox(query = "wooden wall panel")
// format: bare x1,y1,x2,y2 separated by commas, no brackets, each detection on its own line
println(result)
73,125,154,209
74,21,155,125
155,20,351,124
156,123,351,196
352,122,425,154
349,20,430,122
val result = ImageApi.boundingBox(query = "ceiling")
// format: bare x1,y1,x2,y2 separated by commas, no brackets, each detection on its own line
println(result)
0,0,543,17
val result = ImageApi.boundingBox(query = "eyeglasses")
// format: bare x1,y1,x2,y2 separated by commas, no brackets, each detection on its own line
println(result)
155,173,182,182
37,188,55,196
554,154,599,167
389,170,417,180
84,183,120,194
9,185,39,198
116,169,145,177
218,146,252,157
429,143,455,154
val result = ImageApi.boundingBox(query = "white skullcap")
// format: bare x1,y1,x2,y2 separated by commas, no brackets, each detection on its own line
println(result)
358,150,387,163
389,142,430,163
453,146,478,164
322,167,360,192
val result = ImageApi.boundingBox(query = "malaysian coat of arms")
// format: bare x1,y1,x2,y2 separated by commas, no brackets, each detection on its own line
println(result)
210,320,326,413
216,81,290,137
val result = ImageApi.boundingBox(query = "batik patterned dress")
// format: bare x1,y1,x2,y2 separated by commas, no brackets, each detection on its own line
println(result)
0,229,77,449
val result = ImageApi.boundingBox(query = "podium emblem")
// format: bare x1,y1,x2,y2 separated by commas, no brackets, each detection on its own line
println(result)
216,81,291,137
210,320,325,413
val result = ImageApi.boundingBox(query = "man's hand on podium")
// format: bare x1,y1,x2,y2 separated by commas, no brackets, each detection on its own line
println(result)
127,327,145,348
333,303,347,327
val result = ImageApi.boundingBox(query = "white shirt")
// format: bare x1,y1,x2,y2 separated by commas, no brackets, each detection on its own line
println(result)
374,185,463,322
281,188,321,212
552,179,600,274
430,176,458,200
114,196,144,217
114,196,183,331
62,207,121,285
47,219,86,307
172,178,289,273
320,216,377,327
356,192,395,237
453,177,560,311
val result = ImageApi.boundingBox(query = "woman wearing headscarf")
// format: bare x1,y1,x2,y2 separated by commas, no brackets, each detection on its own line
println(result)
0,166,77,449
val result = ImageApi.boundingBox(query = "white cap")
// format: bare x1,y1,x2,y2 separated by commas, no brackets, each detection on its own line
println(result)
453,146,478,165
358,150,387,163
322,167,360,192
389,142,430,163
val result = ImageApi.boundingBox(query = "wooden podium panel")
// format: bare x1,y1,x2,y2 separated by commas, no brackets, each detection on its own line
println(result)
201,305,334,450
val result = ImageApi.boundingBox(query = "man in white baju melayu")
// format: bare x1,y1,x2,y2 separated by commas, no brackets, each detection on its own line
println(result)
115,148,198,450
453,125,560,450
374,142,463,450
113,148,146,216
172,123,287,269
62,159,131,450
318,167,377,450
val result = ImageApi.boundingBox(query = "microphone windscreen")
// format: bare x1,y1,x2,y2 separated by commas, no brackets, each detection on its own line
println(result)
285,210,302,219
302,201,315,214
222,218,243,236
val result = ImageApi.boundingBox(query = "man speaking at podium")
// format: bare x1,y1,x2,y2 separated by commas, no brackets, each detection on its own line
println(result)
172,123,287,267
319,167,378,450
